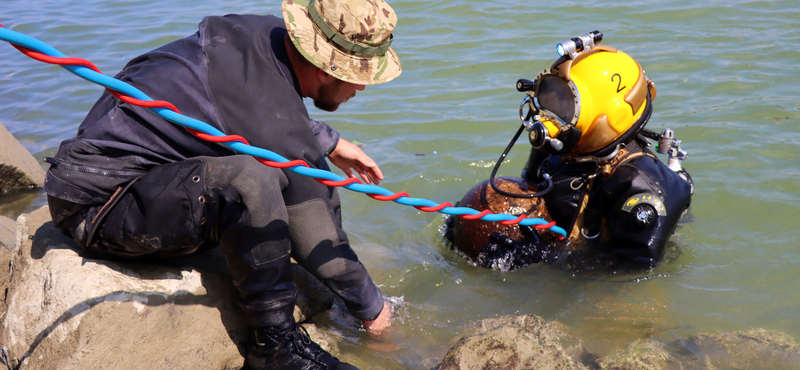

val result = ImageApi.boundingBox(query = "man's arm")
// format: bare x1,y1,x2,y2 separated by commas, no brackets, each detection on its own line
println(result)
362,300,392,338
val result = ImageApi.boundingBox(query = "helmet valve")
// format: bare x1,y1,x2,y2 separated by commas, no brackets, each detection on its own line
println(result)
654,128,689,172
556,30,603,59
656,128,675,155
549,137,564,151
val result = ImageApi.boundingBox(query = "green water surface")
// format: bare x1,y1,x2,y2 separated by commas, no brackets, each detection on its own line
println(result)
2,0,799,368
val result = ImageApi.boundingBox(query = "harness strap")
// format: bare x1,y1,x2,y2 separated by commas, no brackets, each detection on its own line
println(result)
568,148,658,243
600,148,658,177
567,176,594,243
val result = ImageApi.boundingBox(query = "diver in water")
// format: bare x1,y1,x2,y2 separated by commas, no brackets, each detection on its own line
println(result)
449,31,694,270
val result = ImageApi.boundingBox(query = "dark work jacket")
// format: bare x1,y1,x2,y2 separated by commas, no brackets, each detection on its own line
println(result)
42,15,387,318
524,141,693,267
45,14,339,206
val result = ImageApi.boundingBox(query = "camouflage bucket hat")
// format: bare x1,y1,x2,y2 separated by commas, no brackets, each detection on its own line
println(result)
282,0,402,85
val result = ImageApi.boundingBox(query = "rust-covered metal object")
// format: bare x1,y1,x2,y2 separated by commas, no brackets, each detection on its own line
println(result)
451,177,553,260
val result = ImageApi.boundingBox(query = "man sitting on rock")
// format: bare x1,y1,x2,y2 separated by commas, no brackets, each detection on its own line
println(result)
43,0,402,369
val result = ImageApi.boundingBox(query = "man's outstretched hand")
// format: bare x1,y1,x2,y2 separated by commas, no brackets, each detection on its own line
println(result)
328,138,384,185
362,301,392,338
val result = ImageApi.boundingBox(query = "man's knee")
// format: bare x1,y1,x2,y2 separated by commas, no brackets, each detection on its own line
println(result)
201,155,287,187
200,156,289,217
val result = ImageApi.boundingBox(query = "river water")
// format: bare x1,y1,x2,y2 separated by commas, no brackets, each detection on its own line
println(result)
2,0,799,368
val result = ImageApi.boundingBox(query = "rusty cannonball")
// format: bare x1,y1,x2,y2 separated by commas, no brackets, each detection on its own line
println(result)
452,177,553,260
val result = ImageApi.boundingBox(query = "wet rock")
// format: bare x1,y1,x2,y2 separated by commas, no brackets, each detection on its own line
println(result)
0,206,338,370
686,328,800,369
439,315,593,370
598,328,800,370
596,339,678,370
0,122,45,194
302,322,341,359
297,295,409,369
439,315,800,370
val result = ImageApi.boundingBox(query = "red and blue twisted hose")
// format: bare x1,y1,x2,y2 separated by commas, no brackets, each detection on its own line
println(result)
0,23,567,237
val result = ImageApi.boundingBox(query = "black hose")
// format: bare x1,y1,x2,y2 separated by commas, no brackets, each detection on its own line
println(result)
489,124,553,198
640,128,660,141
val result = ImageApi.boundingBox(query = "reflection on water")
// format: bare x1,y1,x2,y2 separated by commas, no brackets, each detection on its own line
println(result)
0,188,46,219
2,0,800,368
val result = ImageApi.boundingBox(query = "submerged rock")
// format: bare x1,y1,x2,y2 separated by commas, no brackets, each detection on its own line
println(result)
686,328,800,369
439,315,594,370
598,328,800,370
440,314,800,370
0,206,337,370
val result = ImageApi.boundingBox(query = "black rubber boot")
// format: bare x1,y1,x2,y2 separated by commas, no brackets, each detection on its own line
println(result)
244,324,359,370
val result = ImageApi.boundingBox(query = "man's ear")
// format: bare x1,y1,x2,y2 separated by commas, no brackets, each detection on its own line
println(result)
316,68,337,85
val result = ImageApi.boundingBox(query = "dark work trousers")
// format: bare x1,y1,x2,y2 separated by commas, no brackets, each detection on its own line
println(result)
48,155,381,330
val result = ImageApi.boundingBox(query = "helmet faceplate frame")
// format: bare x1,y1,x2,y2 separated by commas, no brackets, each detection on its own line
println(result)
526,45,657,157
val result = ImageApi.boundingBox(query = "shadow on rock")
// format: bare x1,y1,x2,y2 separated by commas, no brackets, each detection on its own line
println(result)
0,207,330,370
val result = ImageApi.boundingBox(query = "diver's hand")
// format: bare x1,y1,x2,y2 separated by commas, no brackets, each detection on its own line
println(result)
328,138,384,185
362,301,391,338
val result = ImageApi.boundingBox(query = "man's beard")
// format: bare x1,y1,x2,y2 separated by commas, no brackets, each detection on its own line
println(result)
313,80,354,112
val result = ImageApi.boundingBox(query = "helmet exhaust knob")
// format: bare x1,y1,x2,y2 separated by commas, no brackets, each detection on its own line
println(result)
516,79,536,92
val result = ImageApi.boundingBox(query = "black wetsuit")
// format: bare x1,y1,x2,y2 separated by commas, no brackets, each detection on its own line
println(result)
44,14,384,329
523,140,693,268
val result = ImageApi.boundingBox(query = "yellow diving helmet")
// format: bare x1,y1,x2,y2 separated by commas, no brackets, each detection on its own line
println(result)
520,31,658,158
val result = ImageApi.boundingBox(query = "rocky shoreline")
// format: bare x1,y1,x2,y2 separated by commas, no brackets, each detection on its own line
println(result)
1,206,799,370
0,122,798,370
